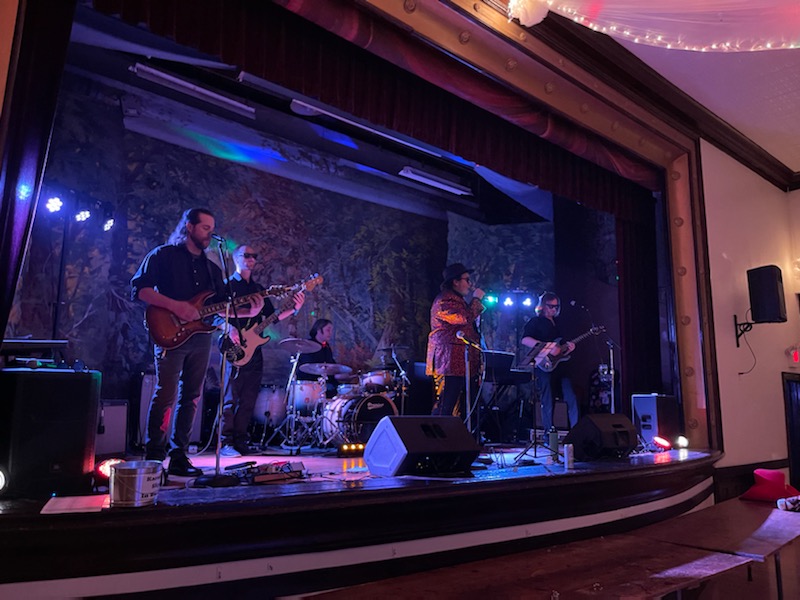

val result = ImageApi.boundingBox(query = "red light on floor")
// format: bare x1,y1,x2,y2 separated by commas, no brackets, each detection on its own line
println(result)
653,436,672,450
96,457,125,480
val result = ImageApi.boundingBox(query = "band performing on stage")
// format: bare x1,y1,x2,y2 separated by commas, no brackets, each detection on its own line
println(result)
131,209,609,474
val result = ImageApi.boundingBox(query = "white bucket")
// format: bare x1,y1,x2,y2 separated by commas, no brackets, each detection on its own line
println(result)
110,460,162,508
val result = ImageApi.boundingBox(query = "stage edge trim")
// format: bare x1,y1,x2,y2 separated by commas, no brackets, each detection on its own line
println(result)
0,477,713,597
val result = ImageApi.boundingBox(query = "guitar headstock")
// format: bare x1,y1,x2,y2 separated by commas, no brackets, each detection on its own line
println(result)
590,325,606,335
300,273,323,292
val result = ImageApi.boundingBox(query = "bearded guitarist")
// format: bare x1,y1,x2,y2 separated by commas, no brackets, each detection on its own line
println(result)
219,244,304,457
520,292,580,443
130,208,265,477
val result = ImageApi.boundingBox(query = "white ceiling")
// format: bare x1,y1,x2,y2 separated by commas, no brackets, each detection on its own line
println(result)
619,41,800,172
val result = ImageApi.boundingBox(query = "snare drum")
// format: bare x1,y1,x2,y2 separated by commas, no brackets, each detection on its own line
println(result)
288,381,325,417
336,383,362,398
322,394,398,444
360,370,395,393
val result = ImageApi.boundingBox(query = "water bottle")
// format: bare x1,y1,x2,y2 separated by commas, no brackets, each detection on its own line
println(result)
548,426,558,451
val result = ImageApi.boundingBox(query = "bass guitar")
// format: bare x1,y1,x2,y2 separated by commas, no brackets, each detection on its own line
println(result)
222,274,324,367
145,284,293,350
524,325,605,373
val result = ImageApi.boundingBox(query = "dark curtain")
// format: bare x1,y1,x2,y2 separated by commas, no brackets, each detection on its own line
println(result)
0,0,77,343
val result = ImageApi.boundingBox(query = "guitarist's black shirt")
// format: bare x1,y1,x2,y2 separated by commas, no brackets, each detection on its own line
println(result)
131,243,225,303
523,315,561,345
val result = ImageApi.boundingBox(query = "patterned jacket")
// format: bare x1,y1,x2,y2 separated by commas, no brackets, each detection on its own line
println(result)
425,288,485,377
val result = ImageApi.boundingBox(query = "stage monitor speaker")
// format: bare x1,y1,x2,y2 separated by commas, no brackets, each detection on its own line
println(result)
747,265,787,323
563,413,637,461
364,416,479,477
0,368,100,497
631,394,680,445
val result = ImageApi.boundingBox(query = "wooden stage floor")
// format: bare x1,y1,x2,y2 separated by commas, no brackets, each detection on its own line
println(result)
0,443,720,599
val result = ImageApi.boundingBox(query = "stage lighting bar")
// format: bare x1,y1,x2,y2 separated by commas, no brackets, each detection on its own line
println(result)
339,443,365,457
133,63,255,119
398,166,473,196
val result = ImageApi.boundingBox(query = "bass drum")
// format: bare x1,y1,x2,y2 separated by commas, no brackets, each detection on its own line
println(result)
323,394,398,444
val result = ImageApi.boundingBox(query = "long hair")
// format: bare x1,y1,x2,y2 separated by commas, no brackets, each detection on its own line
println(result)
167,207,214,245
309,318,332,341
535,291,561,317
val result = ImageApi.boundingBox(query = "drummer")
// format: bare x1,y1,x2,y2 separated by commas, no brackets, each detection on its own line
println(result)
297,318,338,397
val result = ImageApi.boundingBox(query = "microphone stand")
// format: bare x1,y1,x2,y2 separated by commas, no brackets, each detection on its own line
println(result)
195,239,239,488
389,346,410,415
458,334,484,442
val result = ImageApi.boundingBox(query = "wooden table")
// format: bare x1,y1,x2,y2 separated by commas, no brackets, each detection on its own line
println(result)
313,534,751,599
631,498,800,599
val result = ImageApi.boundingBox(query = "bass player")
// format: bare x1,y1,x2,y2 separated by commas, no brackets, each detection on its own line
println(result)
220,244,304,457
131,208,264,477
520,291,580,443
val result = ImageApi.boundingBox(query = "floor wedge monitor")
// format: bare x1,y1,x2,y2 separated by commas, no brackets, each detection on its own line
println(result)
364,415,479,476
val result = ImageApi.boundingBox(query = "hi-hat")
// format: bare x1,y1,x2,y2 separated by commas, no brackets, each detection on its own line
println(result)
299,362,353,376
279,338,321,354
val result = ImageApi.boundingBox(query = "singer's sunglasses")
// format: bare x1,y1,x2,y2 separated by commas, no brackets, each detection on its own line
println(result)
242,253,258,259
545,303,560,309
459,276,471,283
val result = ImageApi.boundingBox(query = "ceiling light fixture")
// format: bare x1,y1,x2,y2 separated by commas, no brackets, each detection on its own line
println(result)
132,63,256,119
398,166,473,196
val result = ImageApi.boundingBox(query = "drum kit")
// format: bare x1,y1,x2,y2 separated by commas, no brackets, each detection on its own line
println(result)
262,339,408,451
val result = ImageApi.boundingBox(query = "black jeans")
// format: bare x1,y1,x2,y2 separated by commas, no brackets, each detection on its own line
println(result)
146,334,211,460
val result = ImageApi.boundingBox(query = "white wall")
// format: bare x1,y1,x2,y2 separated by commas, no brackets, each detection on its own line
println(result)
702,139,799,467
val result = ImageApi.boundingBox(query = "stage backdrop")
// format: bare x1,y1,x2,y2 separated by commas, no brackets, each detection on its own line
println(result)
3,73,580,399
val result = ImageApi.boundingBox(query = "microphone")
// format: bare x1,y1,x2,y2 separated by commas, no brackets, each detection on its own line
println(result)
456,330,467,342
211,233,226,242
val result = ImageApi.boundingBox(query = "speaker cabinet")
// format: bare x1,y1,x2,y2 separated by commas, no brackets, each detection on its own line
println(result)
631,394,680,445
747,265,787,323
0,368,100,497
563,413,637,461
364,416,480,476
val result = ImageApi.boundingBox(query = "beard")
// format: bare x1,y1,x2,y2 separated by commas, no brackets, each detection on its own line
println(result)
189,230,210,250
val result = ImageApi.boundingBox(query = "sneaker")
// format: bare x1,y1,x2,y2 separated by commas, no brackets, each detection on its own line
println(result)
167,453,203,477
233,443,251,456
220,445,242,458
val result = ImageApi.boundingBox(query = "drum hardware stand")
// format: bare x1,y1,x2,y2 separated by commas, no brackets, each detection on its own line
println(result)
264,351,311,454
388,346,411,415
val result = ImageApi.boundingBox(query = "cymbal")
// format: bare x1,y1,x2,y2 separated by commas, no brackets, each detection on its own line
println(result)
299,362,353,376
377,345,409,352
279,337,321,354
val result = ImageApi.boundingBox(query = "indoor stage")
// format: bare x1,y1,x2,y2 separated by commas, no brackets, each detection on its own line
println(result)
0,438,719,599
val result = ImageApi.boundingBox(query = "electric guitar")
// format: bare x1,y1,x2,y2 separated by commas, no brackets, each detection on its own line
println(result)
221,274,324,367
144,284,293,350
524,325,605,373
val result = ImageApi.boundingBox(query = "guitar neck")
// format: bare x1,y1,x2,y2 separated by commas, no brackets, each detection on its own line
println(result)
199,287,284,319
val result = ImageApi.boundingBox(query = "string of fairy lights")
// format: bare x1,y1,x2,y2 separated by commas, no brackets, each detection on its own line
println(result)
507,0,800,52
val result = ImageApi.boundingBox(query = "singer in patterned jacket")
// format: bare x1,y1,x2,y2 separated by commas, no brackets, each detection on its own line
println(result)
425,263,486,423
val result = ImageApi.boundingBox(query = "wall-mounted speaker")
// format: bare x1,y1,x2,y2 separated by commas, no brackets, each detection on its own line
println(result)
0,368,100,497
747,265,787,323
364,416,479,476
563,413,638,461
